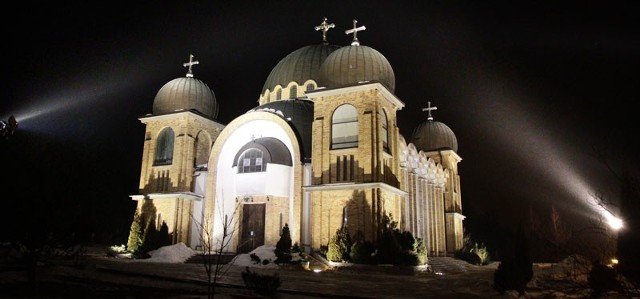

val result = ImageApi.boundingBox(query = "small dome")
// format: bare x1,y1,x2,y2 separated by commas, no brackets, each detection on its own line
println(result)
248,99,314,162
411,120,458,152
318,44,395,92
262,44,340,96
153,76,219,119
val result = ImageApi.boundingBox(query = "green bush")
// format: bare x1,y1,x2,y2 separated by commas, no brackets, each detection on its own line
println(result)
375,213,425,266
326,227,351,262
413,238,428,266
275,224,292,264
456,232,490,266
326,242,343,262
127,211,142,253
350,240,376,264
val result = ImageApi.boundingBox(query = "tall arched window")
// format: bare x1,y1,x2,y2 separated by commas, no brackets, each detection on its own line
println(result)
382,110,390,153
289,85,298,99
154,127,174,165
331,104,358,149
237,148,265,173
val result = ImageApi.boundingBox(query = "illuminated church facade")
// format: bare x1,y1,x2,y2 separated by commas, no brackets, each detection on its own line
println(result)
129,19,465,256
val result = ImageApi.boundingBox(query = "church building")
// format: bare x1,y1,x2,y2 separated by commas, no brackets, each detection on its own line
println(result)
129,18,465,257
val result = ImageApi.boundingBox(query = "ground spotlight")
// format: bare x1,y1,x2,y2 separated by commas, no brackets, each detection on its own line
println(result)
0,115,18,139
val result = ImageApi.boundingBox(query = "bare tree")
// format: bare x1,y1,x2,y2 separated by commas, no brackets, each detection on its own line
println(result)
591,148,640,285
192,198,241,299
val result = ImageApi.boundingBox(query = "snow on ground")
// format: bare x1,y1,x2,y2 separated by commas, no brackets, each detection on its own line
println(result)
140,243,302,269
142,243,196,263
229,245,280,269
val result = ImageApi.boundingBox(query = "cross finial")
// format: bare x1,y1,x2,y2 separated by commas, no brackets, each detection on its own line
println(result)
183,54,199,78
315,17,335,44
422,101,438,121
345,19,366,46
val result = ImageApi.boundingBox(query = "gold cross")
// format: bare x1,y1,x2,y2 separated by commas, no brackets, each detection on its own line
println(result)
315,17,335,44
345,19,366,46
422,101,437,120
183,54,199,78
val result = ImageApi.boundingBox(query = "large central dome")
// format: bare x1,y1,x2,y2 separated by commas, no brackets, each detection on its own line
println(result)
261,43,340,97
318,44,395,93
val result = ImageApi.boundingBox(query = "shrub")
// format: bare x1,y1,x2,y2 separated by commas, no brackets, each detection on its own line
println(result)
456,232,490,266
493,224,532,296
326,227,351,262
494,260,528,295
471,242,489,265
241,267,281,296
413,238,428,266
127,211,143,253
275,224,292,264
326,242,343,262
350,240,376,264
588,261,620,295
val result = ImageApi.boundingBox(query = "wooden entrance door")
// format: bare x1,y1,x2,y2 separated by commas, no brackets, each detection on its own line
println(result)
239,204,265,253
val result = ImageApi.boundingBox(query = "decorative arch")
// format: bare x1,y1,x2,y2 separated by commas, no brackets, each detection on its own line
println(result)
233,137,293,173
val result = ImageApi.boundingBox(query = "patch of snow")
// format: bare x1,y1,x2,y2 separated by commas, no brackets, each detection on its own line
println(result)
230,245,279,269
142,243,196,263
228,245,303,269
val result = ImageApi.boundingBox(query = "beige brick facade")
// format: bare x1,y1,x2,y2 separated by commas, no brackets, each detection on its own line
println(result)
129,82,464,257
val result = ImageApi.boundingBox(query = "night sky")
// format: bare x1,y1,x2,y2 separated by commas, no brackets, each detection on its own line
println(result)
2,2,638,248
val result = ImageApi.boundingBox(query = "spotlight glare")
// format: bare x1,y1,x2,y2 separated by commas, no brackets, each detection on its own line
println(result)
603,211,623,230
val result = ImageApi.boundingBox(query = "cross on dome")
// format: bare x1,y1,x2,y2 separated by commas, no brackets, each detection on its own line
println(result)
345,19,366,46
315,17,335,44
422,101,437,121
183,54,199,78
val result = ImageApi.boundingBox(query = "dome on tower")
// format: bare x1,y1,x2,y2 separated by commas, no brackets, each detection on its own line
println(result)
410,103,458,152
318,20,395,92
152,55,219,119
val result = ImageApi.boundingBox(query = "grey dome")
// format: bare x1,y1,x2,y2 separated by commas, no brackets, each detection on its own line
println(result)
248,99,314,162
153,76,219,119
318,45,395,93
262,43,340,95
411,120,458,152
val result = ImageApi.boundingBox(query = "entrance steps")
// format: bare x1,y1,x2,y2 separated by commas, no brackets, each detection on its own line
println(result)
184,252,237,264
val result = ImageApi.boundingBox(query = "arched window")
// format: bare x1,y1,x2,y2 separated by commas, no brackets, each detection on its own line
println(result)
306,83,315,91
154,127,174,165
237,148,265,173
382,110,390,153
289,85,298,99
331,104,358,149
276,88,282,101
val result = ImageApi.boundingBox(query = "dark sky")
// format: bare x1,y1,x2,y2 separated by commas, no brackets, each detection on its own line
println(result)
2,1,638,243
